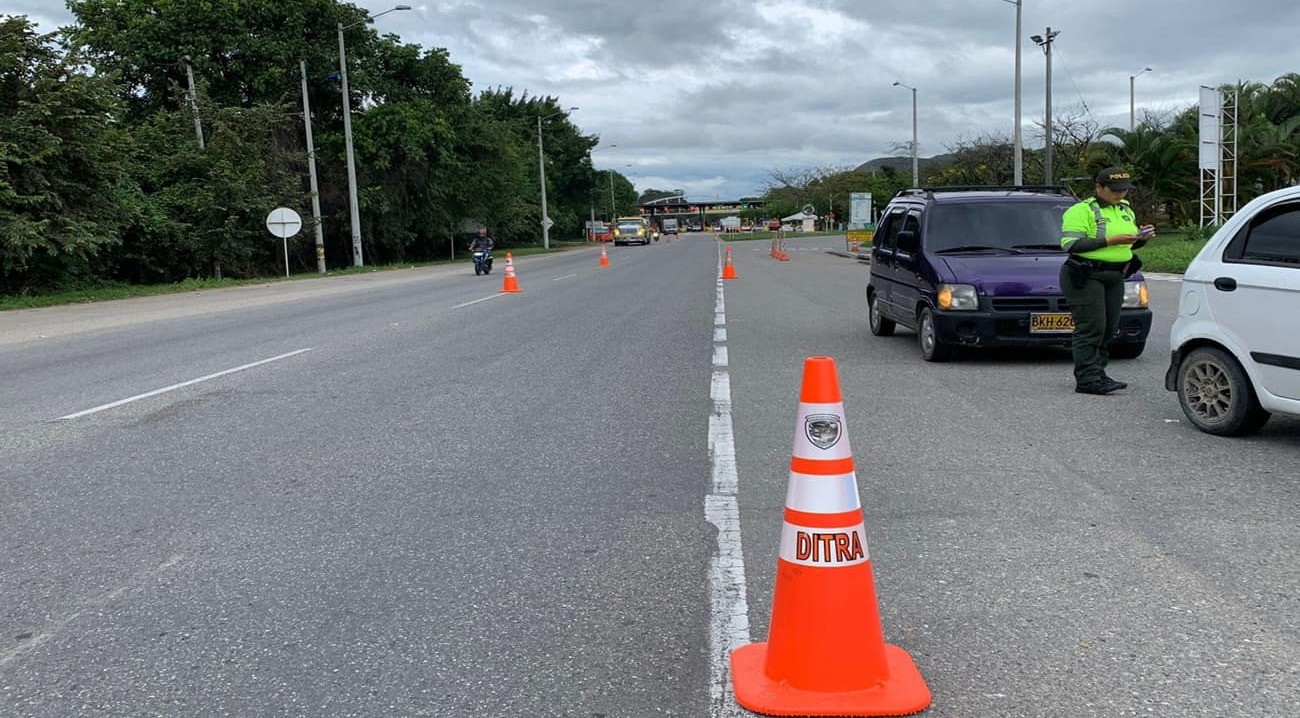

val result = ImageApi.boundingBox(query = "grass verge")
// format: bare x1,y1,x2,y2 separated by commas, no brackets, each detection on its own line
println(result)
0,242,584,311
1138,231,1207,274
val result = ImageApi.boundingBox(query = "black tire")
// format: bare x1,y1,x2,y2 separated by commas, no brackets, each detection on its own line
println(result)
868,291,895,337
485,264,492,275
474,264,482,276
1109,341,1146,359
917,306,954,362
1176,346,1271,436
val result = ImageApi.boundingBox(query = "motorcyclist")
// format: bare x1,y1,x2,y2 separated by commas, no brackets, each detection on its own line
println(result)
469,227,495,253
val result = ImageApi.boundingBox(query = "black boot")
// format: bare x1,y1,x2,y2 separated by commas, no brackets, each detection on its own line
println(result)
1075,379,1119,395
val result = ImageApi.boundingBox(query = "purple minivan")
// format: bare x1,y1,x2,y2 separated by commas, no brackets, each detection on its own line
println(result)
866,187,1153,362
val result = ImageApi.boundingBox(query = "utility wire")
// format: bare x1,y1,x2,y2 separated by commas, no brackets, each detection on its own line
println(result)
1053,45,1092,116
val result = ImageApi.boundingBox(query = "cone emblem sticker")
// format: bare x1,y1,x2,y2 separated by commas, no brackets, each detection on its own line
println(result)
804,413,842,450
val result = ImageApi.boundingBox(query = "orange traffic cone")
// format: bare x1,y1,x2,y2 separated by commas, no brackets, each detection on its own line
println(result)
721,246,738,280
500,252,521,293
600,246,610,268
730,356,930,716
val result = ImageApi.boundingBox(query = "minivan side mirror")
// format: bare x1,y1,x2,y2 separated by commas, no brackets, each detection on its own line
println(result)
897,230,918,253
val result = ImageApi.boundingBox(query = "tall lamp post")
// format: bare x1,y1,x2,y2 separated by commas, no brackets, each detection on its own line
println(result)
1000,0,1023,185
338,4,410,267
1130,66,1152,132
537,107,579,250
1031,27,1060,184
892,81,919,187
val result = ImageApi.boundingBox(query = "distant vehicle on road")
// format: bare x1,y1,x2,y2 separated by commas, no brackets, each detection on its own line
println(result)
662,218,679,235
1166,184,1300,435
689,221,702,232
613,216,651,246
866,185,1152,362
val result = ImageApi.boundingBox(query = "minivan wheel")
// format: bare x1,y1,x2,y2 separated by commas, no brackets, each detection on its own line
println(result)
868,292,895,336
917,307,953,362
1177,346,1271,436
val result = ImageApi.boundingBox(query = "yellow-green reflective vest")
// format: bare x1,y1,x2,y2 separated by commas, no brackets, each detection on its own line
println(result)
1060,197,1138,263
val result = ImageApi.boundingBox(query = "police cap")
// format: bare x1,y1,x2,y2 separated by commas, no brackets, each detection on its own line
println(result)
1095,167,1135,190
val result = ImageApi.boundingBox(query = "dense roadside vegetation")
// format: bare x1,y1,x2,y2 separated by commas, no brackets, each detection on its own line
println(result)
1,3,636,297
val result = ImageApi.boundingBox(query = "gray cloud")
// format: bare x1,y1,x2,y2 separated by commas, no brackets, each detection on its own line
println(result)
15,0,1300,199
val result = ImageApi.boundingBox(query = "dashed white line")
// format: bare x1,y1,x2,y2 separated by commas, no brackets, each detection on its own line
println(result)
57,348,312,420
707,243,750,717
552,273,577,282
453,293,509,308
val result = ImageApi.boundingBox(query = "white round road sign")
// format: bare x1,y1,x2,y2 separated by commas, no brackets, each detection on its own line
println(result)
266,207,303,238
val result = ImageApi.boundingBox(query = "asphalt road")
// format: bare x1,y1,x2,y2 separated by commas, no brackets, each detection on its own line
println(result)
1,234,1296,717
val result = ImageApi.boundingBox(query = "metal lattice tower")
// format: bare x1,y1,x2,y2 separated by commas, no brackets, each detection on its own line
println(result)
1200,86,1239,227
1221,88,1238,223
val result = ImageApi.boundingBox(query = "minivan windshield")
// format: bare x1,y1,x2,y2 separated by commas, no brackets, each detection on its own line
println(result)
926,201,1069,253
617,222,642,234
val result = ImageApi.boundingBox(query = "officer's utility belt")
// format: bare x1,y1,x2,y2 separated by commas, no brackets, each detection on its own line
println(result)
1073,257,1129,271
1064,255,1141,289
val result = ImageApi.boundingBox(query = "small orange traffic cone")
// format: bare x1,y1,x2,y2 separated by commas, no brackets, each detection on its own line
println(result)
721,246,738,280
500,252,521,293
730,357,930,716
600,246,610,268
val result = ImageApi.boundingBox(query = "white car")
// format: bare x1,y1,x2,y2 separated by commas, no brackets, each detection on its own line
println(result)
1166,185,1300,435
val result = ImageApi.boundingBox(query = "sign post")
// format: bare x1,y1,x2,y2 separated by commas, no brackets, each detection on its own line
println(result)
265,207,303,277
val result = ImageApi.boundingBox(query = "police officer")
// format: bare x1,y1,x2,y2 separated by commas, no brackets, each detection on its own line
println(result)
1059,167,1154,395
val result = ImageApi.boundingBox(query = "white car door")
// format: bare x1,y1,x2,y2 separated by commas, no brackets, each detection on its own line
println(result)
1203,201,1300,401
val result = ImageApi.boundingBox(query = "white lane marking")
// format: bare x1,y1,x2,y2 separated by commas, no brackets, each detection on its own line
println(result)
710,369,732,407
707,495,750,717
552,273,577,282
57,349,313,420
707,275,750,718
714,313,726,326
454,293,509,309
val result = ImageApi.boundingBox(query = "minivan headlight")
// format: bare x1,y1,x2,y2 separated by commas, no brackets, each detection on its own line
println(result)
1123,280,1149,308
937,283,979,311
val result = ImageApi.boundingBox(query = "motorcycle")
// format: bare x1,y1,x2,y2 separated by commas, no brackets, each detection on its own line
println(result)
472,249,493,276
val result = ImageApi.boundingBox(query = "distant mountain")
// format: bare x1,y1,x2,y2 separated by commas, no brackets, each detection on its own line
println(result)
855,153,956,174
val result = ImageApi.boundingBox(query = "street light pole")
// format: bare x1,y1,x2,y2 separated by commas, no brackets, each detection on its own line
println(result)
537,107,578,250
1000,0,1023,185
338,5,410,267
893,81,919,186
1031,28,1060,184
1130,66,1152,132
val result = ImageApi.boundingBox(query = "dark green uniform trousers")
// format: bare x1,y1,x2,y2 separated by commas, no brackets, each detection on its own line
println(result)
1060,266,1125,385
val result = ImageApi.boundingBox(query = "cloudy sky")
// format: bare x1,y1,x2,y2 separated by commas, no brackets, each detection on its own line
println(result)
13,0,1300,200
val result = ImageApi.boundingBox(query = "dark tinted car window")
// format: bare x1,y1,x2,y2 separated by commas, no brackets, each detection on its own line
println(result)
897,212,921,253
924,201,1069,252
1242,203,1300,264
876,209,905,249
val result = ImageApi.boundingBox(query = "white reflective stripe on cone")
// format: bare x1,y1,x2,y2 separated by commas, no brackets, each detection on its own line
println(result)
779,521,870,567
785,471,861,514
792,402,853,460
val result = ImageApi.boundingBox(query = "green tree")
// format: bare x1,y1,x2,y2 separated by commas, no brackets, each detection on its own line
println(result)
0,16,131,293
113,90,307,281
